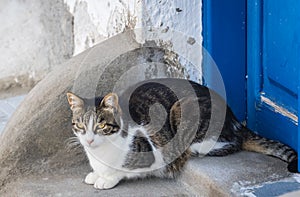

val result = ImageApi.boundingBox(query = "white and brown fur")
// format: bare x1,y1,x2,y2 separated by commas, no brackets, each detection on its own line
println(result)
67,78,298,190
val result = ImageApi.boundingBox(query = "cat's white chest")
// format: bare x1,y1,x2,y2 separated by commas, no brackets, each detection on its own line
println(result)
83,126,167,179
85,135,131,176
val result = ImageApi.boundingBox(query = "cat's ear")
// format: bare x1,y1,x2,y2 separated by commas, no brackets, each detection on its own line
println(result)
67,92,84,113
100,93,119,109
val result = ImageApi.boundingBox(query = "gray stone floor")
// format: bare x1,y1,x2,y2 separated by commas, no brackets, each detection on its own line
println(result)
0,173,196,197
0,95,25,134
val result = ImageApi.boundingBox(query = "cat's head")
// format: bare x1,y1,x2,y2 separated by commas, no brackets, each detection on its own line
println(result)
67,92,122,148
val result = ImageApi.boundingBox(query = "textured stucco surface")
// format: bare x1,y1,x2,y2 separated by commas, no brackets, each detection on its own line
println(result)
64,0,202,53
0,0,202,91
0,0,73,91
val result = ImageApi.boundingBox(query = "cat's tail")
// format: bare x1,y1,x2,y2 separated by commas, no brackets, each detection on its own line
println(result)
241,126,298,173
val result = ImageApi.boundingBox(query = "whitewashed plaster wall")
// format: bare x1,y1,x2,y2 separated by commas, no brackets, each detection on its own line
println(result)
64,0,141,55
65,0,202,59
0,0,202,91
65,0,203,81
0,0,73,91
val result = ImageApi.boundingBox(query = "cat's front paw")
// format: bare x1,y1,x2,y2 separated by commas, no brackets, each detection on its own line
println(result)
94,177,120,190
84,172,99,185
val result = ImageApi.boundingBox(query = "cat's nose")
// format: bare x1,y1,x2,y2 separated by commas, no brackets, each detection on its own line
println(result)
87,139,94,145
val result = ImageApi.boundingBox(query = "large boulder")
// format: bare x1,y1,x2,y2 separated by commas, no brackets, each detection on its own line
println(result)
0,31,193,187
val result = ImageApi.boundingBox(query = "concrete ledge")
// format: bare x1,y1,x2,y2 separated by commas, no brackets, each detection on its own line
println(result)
0,164,195,197
179,151,299,197
1,150,300,196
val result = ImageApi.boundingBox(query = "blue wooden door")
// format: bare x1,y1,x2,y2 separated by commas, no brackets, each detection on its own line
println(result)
202,0,246,121
247,0,299,153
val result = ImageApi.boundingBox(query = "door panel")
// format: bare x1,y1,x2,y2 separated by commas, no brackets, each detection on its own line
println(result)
263,0,300,113
247,0,299,151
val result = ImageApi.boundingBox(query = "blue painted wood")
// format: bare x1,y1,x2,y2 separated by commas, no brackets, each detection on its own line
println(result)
299,54,300,171
202,0,246,121
262,0,300,113
247,0,299,168
255,102,298,150
298,54,300,171
247,0,263,129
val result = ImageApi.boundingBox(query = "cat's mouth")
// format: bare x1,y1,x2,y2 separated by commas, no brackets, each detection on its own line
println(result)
81,135,106,149
85,142,98,148
84,139,103,149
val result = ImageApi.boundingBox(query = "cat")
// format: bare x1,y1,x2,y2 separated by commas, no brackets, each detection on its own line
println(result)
66,78,298,190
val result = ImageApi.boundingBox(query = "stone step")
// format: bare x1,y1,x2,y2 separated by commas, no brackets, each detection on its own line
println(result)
0,172,196,197
2,152,300,197
179,151,300,196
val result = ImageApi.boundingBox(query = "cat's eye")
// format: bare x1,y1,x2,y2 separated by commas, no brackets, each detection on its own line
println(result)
97,122,106,129
75,122,85,130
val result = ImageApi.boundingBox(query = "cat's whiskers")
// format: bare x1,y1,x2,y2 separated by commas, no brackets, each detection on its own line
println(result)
65,137,82,152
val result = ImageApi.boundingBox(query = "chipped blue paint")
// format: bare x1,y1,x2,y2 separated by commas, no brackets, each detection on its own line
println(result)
247,0,299,169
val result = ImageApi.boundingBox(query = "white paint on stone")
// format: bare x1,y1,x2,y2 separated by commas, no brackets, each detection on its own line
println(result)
0,0,73,89
140,0,203,82
64,0,142,55
0,0,203,90
64,0,203,80
143,0,202,43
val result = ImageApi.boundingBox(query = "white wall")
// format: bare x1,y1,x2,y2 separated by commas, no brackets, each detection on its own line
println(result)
64,0,202,56
64,0,202,80
64,0,142,55
0,0,73,91
0,0,202,91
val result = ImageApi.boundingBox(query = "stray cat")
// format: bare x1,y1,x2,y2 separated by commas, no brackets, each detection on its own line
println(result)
67,78,298,190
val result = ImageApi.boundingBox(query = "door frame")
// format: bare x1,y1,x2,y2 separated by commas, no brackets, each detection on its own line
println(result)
202,0,246,122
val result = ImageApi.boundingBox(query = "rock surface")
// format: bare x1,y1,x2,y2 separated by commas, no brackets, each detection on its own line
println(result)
0,164,195,197
0,32,137,187
0,31,190,188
